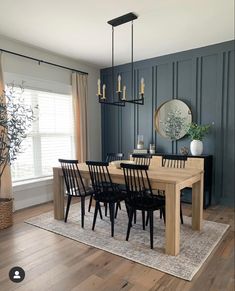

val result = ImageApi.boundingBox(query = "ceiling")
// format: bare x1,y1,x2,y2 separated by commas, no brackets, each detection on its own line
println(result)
0,0,234,68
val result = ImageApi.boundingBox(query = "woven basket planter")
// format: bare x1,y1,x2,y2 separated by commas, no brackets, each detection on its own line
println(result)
0,198,13,230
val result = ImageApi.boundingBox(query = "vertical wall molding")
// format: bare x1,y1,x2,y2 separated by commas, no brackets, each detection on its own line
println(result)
151,66,155,143
196,57,203,124
154,65,158,147
101,40,235,205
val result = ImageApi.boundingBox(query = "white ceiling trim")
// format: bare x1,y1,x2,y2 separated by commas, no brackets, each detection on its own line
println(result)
0,0,234,68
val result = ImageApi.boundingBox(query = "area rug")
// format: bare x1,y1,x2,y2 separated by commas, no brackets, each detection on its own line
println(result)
25,203,229,281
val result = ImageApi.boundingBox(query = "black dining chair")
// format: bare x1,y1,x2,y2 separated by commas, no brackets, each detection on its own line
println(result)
121,163,165,249
161,155,186,224
106,153,124,162
132,154,152,166
86,161,126,237
105,152,125,215
58,159,96,228
88,153,124,216
88,153,124,215
146,155,185,226
131,154,153,223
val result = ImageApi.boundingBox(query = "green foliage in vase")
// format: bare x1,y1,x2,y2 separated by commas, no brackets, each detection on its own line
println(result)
160,109,187,140
0,83,37,178
187,122,211,141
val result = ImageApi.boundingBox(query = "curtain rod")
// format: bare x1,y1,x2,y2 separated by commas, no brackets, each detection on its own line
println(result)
0,48,88,75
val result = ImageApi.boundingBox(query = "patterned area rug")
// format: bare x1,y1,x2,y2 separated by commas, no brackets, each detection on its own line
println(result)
25,203,229,281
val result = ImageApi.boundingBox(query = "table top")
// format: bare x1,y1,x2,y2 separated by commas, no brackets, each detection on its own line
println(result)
54,163,203,187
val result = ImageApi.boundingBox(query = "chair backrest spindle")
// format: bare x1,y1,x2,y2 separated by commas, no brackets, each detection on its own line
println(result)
58,159,86,197
132,154,152,167
121,163,152,201
162,155,187,169
86,161,115,195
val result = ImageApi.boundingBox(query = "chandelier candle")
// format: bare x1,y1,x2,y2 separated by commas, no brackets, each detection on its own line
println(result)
122,85,126,100
117,75,121,92
140,78,145,94
97,79,101,95
102,84,106,99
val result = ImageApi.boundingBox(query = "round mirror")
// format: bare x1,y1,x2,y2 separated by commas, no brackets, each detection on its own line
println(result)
155,99,192,140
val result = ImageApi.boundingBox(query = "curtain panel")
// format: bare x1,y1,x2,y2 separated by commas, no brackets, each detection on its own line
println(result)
71,72,88,163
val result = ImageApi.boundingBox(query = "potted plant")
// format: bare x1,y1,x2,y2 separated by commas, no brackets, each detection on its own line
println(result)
187,122,211,155
0,83,36,229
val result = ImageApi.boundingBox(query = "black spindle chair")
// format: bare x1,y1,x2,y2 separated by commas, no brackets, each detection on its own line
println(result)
88,153,125,213
132,154,152,166
59,159,95,228
86,161,126,237
162,155,186,224
146,155,185,226
105,152,125,215
121,163,165,249
131,154,153,223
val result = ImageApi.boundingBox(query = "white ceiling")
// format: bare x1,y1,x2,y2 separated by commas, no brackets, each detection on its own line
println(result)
0,0,234,68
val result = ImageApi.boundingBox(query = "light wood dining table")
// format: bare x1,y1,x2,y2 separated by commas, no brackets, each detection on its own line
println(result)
53,163,204,256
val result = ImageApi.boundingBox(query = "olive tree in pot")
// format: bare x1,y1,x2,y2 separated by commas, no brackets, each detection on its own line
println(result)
0,84,36,229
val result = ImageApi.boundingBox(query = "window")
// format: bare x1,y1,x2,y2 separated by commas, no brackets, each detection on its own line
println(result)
11,88,74,182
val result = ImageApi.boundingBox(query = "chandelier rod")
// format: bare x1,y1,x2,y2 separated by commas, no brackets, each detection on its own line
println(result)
131,20,134,101
112,26,114,102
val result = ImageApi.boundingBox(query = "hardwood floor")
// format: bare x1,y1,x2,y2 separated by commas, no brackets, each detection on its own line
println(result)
0,201,234,291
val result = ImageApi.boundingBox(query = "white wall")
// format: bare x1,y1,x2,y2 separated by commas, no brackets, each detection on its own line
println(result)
0,35,101,210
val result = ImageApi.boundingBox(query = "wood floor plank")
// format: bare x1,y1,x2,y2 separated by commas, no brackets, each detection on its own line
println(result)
0,202,233,291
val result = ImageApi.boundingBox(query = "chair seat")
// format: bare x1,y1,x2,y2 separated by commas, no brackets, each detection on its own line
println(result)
94,191,126,203
116,184,127,192
126,195,165,211
66,187,94,197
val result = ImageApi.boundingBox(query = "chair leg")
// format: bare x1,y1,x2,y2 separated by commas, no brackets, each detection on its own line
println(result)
160,208,163,219
81,196,85,228
98,202,103,220
126,208,134,241
149,210,154,249
88,195,93,212
146,212,149,226
162,207,166,224
64,195,72,222
92,201,99,231
125,201,130,217
125,202,133,227
115,202,119,218
118,201,121,210
109,202,115,237
134,210,137,224
142,210,145,230
104,202,108,216
180,203,184,224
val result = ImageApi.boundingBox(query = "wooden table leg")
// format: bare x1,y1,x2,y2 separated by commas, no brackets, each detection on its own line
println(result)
165,183,180,256
192,173,204,230
53,167,64,220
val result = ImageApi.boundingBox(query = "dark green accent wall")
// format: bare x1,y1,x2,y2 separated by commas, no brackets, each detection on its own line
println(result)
100,40,235,206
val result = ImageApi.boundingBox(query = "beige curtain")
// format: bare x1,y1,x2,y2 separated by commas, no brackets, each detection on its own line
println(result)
0,52,13,198
71,72,88,162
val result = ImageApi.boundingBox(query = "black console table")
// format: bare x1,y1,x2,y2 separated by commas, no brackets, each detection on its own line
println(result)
152,154,213,209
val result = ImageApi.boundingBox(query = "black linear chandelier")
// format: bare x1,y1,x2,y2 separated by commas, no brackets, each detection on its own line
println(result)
97,12,145,106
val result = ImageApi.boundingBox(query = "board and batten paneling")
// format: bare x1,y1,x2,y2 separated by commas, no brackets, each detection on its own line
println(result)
100,40,235,205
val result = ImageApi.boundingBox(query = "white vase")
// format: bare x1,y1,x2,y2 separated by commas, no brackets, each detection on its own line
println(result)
190,140,203,156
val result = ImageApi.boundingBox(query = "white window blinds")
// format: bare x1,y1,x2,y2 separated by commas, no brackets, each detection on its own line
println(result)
11,88,74,182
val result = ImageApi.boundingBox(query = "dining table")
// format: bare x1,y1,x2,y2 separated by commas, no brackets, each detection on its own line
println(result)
53,163,204,256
